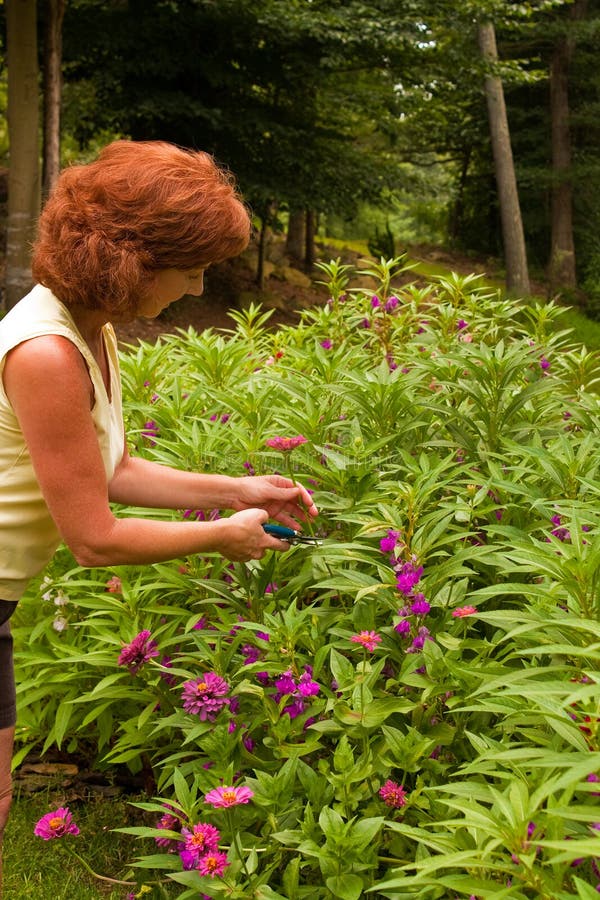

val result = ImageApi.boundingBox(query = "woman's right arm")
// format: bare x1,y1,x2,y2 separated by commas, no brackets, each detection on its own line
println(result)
2,335,285,564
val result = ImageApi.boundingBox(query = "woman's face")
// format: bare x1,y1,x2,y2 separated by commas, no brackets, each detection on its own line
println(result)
138,268,206,318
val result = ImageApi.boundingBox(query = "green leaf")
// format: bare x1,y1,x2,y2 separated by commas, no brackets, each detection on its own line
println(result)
326,874,364,900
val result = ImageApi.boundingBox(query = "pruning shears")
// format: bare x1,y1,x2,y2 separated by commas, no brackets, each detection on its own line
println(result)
262,523,322,546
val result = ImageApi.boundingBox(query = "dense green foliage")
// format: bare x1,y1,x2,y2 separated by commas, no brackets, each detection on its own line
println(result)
13,264,600,898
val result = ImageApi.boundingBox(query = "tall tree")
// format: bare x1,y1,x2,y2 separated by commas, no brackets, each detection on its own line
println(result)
5,0,40,311
42,0,66,200
477,19,530,294
548,0,588,291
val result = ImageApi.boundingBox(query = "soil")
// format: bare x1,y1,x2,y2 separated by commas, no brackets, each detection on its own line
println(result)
114,255,328,346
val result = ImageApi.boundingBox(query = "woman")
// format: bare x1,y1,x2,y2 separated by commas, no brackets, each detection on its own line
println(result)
0,140,317,884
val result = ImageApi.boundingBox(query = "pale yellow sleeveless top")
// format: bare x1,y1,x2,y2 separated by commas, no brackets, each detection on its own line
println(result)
0,285,125,600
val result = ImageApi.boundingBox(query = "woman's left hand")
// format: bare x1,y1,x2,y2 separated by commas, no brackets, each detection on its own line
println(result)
232,475,318,529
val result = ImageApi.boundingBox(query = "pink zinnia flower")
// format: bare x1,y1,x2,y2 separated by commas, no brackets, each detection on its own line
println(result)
154,805,181,848
379,780,408,809
105,575,122,593
204,785,254,808
452,605,477,618
265,435,307,452
182,822,221,857
118,630,159,674
197,850,229,877
350,631,382,653
34,807,80,840
181,673,230,720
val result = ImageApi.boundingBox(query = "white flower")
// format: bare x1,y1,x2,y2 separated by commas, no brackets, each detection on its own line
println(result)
52,616,68,632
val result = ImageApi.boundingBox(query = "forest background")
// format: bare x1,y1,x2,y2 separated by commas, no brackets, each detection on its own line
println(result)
2,0,600,322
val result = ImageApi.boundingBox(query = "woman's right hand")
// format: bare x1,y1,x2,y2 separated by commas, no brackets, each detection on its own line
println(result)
214,509,290,562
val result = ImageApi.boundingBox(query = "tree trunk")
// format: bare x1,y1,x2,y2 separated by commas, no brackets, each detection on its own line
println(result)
478,21,530,296
286,208,305,261
304,208,315,272
448,147,471,247
5,0,40,311
42,0,66,201
548,0,588,293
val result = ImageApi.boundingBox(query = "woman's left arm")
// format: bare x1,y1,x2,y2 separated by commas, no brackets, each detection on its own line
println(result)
108,444,318,529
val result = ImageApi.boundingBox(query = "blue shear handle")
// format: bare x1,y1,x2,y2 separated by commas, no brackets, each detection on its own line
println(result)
262,523,297,540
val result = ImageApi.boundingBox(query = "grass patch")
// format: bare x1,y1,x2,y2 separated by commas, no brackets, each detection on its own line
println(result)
4,788,177,898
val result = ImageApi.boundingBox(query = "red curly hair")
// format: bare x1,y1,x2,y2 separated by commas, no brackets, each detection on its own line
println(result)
32,140,251,317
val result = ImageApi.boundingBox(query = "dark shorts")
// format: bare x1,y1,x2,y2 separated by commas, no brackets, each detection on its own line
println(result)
0,601,17,730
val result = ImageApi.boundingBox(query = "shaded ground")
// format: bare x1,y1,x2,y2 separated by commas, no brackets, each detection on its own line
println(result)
113,242,549,347
114,256,327,346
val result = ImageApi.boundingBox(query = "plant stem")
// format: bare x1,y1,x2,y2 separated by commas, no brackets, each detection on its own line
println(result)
226,809,250,879
65,845,135,886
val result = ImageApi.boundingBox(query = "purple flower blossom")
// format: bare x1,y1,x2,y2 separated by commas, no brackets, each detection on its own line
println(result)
540,356,550,370
385,296,399,312
457,319,468,330
181,673,230,720
297,671,321,697
410,596,430,616
396,562,423,595
320,339,333,350
371,295,381,308
394,618,411,635
142,420,160,445
275,671,297,696
380,529,401,555
118,630,159,674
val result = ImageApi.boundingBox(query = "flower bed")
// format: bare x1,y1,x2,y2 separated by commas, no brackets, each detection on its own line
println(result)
16,259,600,898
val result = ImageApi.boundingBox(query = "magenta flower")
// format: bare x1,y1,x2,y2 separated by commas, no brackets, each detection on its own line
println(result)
540,356,550,370
275,670,297,696
320,339,333,349
350,631,382,653
118,630,160,674
394,618,411,635
396,562,423,595
197,850,229,877
452,605,476,618
380,529,401,555
34,807,80,840
181,673,230,720
410,596,430,616
154,806,181,848
265,435,308,452
379,780,408,809
204,785,254,808
297,671,320,697
182,822,221,857
142,420,160,445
